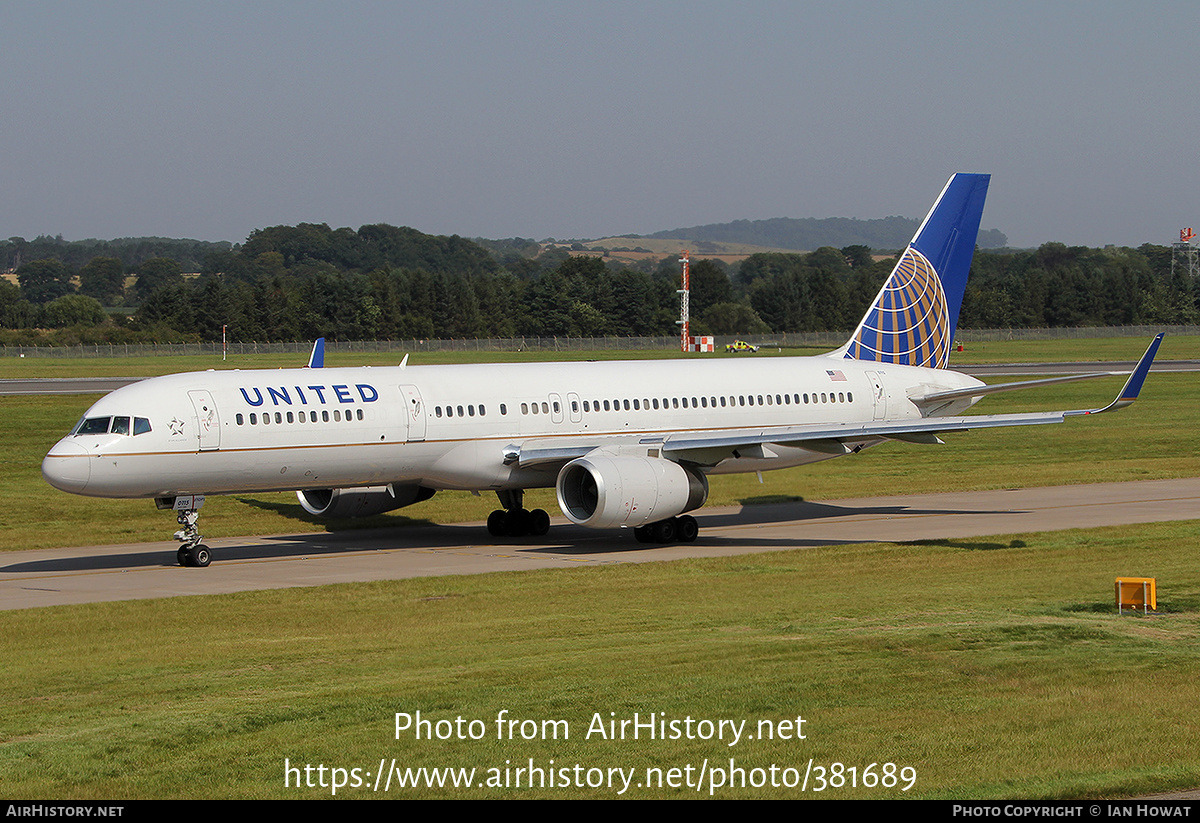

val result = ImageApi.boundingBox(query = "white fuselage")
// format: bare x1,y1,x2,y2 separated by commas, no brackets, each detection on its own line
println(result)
42,354,985,500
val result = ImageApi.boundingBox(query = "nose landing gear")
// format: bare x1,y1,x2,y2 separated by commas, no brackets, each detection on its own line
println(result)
160,495,212,567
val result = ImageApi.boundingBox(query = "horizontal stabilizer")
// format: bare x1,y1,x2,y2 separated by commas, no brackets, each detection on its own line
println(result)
910,372,1114,408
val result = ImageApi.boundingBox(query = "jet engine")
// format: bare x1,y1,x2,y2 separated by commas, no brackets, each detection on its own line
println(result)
556,454,708,529
297,484,435,519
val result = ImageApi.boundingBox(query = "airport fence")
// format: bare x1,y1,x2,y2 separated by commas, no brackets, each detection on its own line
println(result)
2,325,1197,359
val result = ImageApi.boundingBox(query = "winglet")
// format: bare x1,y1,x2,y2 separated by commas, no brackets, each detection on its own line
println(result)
307,338,325,369
1068,333,1164,416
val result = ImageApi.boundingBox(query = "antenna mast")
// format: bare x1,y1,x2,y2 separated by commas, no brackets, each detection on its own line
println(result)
677,250,690,352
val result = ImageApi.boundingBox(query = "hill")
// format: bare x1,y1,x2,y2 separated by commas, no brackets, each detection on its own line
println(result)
636,215,1008,252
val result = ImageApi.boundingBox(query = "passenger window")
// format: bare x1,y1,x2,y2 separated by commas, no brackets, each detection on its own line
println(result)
236,414,245,426
500,404,507,415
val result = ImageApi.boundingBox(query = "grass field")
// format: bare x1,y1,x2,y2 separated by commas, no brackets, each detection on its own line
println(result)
3,336,1197,799
2,519,1198,798
2,331,1198,378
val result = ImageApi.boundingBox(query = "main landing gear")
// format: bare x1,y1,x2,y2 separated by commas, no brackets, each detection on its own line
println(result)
486,490,551,538
633,514,699,544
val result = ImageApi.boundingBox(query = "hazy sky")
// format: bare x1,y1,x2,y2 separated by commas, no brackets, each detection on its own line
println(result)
2,1,1196,249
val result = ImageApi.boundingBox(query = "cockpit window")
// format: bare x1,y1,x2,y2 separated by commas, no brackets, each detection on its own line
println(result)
76,417,112,435
72,416,152,436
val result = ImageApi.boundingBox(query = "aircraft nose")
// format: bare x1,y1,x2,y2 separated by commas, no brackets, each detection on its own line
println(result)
42,441,91,494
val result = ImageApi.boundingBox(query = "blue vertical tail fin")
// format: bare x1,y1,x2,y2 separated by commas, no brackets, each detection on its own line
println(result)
838,173,990,369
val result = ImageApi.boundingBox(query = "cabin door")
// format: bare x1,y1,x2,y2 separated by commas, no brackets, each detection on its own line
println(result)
188,390,221,450
399,385,426,441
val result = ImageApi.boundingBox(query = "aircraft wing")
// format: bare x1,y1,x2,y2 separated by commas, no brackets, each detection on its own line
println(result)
514,334,1163,472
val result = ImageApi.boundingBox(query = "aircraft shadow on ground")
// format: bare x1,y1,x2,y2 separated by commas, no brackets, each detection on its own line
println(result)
2,500,1021,572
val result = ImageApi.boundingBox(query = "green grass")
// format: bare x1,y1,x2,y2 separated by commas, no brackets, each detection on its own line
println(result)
948,334,1199,364
2,333,1196,378
3,519,1199,798
5,336,1198,799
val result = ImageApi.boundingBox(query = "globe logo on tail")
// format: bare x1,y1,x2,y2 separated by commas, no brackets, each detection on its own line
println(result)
845,247,950,369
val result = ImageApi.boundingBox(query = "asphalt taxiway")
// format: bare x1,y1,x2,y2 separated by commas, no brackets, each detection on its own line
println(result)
3,477,1197,611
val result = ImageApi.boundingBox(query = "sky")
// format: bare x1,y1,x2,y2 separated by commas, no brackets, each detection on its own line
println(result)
1,1,1196,249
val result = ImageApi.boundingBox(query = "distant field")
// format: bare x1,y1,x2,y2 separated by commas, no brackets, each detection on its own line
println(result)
1,333,1194,379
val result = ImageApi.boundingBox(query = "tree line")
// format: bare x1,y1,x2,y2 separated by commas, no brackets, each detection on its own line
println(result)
2,221,1196,346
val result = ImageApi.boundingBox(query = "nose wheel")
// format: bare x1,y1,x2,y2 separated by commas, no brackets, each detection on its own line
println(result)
171,502,212,567
177,544,211,567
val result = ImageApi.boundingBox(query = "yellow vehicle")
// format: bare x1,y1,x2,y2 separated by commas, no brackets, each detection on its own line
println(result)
725,340,760,353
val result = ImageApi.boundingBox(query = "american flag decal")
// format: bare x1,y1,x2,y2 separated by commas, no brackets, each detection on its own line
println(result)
826,370,847,381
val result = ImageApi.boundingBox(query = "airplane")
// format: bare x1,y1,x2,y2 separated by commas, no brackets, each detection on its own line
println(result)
42,173,1164,567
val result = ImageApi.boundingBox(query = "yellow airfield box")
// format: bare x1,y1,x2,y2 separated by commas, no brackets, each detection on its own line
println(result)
1115,577,1157,614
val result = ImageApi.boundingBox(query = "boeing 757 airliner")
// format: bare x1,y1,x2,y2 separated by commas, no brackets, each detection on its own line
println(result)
42,174,1163,566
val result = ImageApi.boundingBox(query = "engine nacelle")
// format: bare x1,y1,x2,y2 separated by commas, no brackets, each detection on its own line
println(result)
297,484,435,519
556,455,708,529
